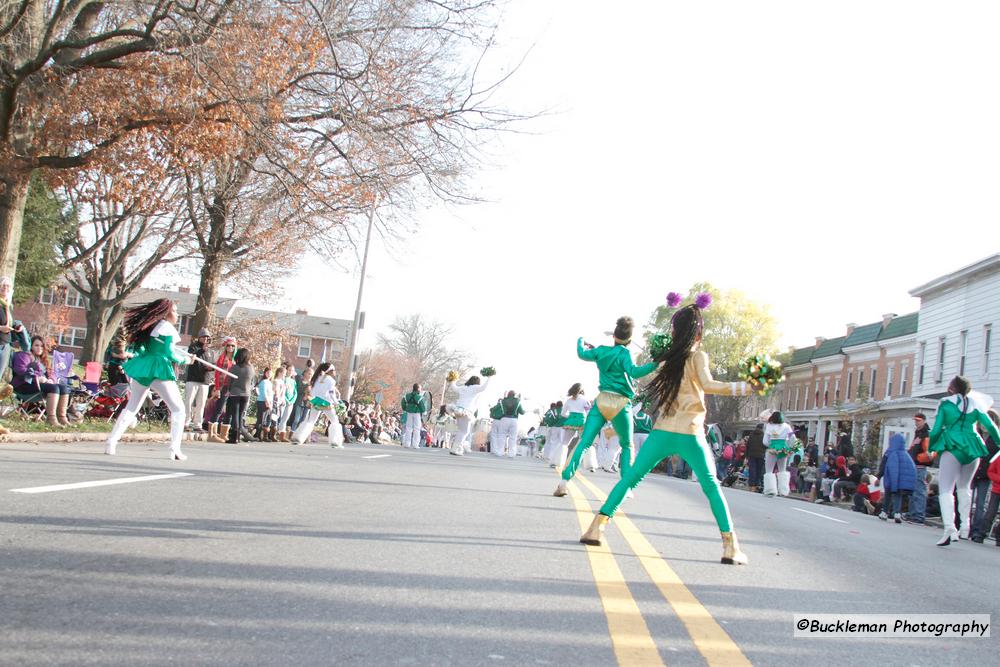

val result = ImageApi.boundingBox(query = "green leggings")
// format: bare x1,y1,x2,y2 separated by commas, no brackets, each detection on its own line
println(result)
561,402,634,482
599,429,733,532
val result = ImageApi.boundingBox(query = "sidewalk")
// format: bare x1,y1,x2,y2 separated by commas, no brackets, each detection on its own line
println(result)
1,431,210,444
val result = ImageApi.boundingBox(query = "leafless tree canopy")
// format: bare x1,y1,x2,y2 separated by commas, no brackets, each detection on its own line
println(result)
376,313,468,386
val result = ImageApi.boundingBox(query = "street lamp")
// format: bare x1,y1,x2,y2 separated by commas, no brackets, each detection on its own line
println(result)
344,197,378,401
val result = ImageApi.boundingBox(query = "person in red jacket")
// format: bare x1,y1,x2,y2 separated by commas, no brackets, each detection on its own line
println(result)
981,452,1000,547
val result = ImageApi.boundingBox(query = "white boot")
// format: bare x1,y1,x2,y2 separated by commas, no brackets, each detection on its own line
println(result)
762,472,777,497
777,471,791,497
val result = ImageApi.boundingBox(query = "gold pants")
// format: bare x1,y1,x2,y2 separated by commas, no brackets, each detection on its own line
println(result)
596,392,629,421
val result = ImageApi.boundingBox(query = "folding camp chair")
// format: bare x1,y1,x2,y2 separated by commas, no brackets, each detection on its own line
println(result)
12,377,46,421
83,362,102,394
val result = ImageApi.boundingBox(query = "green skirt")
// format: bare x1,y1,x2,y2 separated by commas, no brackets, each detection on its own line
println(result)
123,354,177,387
310,397,332,409
562,412,585,430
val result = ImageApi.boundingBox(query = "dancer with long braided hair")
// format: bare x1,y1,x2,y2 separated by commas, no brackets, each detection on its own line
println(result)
578,299,757,565
105,299,192,460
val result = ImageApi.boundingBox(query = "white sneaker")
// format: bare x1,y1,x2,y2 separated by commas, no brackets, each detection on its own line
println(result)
878,512,888,521
170,450,187,461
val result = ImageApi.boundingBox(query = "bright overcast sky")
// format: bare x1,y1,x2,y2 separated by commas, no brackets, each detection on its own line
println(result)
251,0,1000,410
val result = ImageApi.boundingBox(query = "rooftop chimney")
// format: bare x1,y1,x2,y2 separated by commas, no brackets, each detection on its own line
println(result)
178,286,191,294
296,309,308,315
881,313,896,329
845,323,856,337
815,336,826,347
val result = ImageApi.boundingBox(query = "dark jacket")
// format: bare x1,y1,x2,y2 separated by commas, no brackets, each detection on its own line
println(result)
746,429,766,459
878,435,917,492
184,341,211,383
501,396,525,419
228,363,255,398
973,436,999,483
837,434,853,457
908,423,933,466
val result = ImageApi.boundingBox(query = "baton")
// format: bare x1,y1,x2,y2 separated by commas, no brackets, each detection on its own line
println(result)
174,346,238,379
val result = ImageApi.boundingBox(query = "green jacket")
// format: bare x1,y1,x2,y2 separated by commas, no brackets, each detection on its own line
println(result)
489,401,504,420
576,338,657,400
401,391,427,414
634,411,653,434
501,396,525,418
929,395,1000,465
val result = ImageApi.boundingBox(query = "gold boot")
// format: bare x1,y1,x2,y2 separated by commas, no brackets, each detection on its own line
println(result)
219,424,231,442
721,531,749,565
277,429,289,443
0,383,12,401
580,513,609,546
57,393,72,426
45,394,62,428
208,423,226,443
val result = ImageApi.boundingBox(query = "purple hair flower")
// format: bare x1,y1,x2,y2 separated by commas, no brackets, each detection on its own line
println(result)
666,292,683,308
695,292,713,310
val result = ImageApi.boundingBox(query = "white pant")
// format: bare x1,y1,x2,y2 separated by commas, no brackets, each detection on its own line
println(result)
547,428,565,465
938,451,977,535
633,432,648,456
403,412,422,448
499,417,519,457
292,409,342,446
604,435,621,470
184,381,209,428
452,416,472,455
764,450,789,474
490,420,503,456
108,379,185,454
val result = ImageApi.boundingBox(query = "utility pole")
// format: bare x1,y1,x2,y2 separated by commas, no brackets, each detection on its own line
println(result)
344,198,377,401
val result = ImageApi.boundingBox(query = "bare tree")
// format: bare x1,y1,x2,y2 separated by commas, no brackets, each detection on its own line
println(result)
376,314,468,387
59,172,194,361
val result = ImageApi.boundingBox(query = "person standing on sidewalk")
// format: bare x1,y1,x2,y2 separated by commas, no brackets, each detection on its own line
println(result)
225,349,254,444
746,424,766,493
184,329,213,433
970,409,1000,542
401,383,427,448
905,412,935,524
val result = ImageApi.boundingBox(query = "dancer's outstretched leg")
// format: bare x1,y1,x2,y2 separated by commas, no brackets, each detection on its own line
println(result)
554,409,606,496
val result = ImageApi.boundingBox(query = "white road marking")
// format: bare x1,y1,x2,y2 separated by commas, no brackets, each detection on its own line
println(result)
791,507,849,524
11,473,193,494
362,454,392,460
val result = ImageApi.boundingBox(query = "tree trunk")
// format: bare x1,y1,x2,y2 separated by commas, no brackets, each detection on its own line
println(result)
0,170,31,282
192,253,225,335
81,302,123,364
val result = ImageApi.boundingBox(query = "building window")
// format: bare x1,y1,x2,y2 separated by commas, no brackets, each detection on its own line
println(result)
870,369,878,399
58,327,87,348
814,381,820,409
846,370,853,401
823,379,829,407
886,366,894,399
901,364,909,396
959,330,968,376
177,315,192,336
834,378,841,403
858,369,865,397
985,325,992,377
297,336,312,358
794,386,800,411
64,288,87,309
39,287,55,305
918,342,926,384
937,337,946,383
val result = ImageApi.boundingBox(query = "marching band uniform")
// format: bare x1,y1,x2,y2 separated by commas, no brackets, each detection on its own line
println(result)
489,400,504,456
447,377,491,456
498,394,525,458
401,390,428,448
106,320,190,460
633,408,652,455
552,394,591,471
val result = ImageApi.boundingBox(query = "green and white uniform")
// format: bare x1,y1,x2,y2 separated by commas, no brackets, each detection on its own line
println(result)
401,390,428,449
107,320,191,459
496,396,525,458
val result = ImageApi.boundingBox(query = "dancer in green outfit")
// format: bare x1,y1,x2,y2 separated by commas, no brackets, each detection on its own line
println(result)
929,375,1000,546
553,317,657,497
106,299,193,460
579,300,757,565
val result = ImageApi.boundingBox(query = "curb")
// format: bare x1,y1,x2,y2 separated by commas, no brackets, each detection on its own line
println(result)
1,432,208,444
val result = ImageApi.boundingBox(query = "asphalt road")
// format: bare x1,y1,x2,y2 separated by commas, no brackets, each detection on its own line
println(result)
0,440,994,666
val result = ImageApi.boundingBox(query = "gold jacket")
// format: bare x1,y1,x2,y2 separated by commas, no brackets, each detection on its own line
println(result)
654,347,750,435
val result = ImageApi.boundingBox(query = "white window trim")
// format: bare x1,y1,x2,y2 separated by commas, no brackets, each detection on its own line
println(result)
886,366,894,399
59,327,87,348
39,287,54,305
297,336,312,358
918,342,926,385
937,337,946,383
64,287,86,309
959,330,968,376
984,325,992,378
901,364,909,396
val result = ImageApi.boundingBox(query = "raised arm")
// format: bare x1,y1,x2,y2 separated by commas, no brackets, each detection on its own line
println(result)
693,351,750,397
577,337,598,361
624,352,658,379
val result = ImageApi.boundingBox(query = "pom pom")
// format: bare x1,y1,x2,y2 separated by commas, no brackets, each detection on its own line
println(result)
446,370,459,383
480,366,496,377
666,292,683,308
648,332,672,359
695,292,713,310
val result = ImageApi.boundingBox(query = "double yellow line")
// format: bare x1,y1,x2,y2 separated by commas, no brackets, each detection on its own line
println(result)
568,476,751,667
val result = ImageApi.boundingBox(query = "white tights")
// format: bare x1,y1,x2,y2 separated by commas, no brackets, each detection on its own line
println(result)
937,451,976,535
107,379,185,455
451,416,472,455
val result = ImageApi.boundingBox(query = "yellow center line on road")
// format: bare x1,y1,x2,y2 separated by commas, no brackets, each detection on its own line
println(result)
576,474,752,667
566,480,665,667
